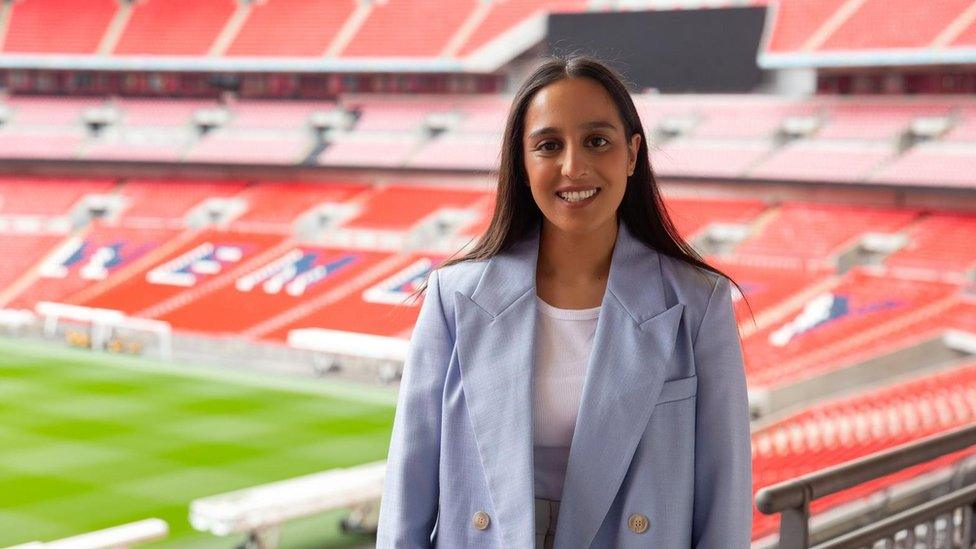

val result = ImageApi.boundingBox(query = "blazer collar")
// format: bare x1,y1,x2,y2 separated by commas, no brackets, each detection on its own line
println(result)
453,217,684,548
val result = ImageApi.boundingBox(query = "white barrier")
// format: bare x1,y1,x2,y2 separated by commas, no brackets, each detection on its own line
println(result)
6,518,168,549
190,460,386,549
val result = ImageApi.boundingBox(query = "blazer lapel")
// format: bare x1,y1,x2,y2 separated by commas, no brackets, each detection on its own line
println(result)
553,221,684,548
454,225,541,548
454,218,684,549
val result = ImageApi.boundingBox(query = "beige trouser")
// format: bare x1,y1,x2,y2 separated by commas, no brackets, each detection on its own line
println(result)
534,497,560,549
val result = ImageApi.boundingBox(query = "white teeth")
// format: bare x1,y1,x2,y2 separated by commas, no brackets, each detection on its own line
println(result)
557,188,598,202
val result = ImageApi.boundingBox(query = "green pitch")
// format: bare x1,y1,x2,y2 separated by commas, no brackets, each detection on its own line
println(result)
0,337,397,548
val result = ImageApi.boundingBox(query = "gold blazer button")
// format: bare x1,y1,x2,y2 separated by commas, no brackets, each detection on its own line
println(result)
472,510,491,530
628,513,649,534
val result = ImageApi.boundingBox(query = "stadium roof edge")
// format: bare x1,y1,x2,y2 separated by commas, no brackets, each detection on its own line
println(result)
759,48,976,70
0,54,472,73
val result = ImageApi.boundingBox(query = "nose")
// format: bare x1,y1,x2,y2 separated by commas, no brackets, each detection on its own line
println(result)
560,143,588,180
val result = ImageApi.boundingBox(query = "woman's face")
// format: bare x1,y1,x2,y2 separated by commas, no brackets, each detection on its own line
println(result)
522,76,640,235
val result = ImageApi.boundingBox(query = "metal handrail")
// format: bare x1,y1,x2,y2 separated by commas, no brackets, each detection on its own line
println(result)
813,482,976,548
755,423,976,548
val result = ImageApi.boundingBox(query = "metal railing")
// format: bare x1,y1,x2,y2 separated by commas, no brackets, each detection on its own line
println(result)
756,423,976,549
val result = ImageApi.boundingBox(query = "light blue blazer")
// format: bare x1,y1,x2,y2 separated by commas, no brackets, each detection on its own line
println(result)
376,218,753,548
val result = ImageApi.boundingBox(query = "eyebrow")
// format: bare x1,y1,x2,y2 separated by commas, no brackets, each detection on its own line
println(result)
526,120,618,140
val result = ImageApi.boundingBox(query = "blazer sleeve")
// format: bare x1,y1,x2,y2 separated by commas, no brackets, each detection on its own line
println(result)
691,275,754,548
376,269,452,548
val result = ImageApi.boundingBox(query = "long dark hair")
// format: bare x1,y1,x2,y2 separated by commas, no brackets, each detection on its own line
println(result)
409,55,751,321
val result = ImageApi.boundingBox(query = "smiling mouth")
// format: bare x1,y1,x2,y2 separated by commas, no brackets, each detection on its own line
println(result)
555,188,601,203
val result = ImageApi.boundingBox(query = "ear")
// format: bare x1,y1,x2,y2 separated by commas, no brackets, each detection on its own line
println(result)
627,133,641,176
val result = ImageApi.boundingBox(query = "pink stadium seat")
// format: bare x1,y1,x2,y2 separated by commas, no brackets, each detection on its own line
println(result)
317,135,420,168
71,229,287,315
5,96,104,125
185,131,313,164
226,0,356,57
156,245,395,335
751,359,976,539
869,143,976,189
342,185,487,231
457,0,587,56
112,0,236,55
227,100,336,129
5,221,182,309
341,0,478,57
0,129,86,160
118,179,249,222
114,99,218,127
762,0,849,53
884,214,976,276
406,133,502,171
691,100,819,140
0,177,115,216
819,0,972,51
81,138,187,163
815,102,954,141
2,0,116,54
348,98,445,132
706,258,833,321
741,268,961,389
733,202,919,264
260,251,445,341
748,140,892,183
0,233,71,302
229,181,369,229
652,139,772,179
662,196,767,239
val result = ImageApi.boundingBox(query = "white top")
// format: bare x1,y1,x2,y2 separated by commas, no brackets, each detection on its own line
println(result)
532,294,601,501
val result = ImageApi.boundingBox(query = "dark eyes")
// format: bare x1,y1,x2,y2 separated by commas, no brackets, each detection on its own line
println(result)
535,136,610,151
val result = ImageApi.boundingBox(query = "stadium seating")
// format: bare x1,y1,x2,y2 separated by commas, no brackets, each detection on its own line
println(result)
883,213,976,276
340,185,487,231
228,181,370,231
751,359,976,539
818,0,973,51
748,140,892,183
260,251,445,341
869,142,976,189
154,245,397,335
741,268,962,389
5,222,184,310
2,0,117,54
0,177,115,216
652,139,772,179
225,0,357,57
69,229,288,315
456,0,588,57
112,0,237,56
117,179,249,223
662,195,767,239
732,202,919,265
340,0,479,57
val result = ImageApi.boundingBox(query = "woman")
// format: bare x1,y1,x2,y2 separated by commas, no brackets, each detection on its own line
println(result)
376,56,753,548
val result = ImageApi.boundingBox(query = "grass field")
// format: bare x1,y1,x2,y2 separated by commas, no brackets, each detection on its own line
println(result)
0,337,397,548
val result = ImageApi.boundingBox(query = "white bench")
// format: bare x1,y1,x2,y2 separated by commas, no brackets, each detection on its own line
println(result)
189,460,386,549
7,518,168,549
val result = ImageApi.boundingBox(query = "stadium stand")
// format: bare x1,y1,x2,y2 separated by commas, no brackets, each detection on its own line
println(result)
741,269,964,390
1,1,975,546
751,359,976,540
732,202,920,266
111,0,237,56
225,0,358,57
1,0,117,54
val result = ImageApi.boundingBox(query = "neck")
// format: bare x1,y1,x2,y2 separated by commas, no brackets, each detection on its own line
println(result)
537,216,618,285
